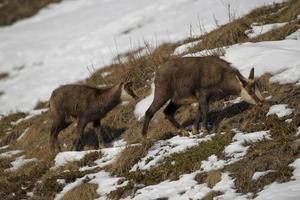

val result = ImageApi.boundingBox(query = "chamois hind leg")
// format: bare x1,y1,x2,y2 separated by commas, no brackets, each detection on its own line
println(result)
50,116,71,151
142,89,170,136
163,101,182,129
192,104,201,135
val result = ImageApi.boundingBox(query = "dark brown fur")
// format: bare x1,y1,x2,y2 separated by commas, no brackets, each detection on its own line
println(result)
49,82,137,151
142,56,258,135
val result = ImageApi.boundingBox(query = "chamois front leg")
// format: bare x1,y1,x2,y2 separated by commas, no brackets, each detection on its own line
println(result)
142,89,170,136
74,116,89,151
199,96,209,135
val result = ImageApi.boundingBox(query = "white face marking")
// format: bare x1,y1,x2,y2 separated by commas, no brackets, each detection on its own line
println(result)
241,87,257,105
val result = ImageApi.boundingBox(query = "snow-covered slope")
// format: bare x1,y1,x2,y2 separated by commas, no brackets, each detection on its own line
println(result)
0,0,282,114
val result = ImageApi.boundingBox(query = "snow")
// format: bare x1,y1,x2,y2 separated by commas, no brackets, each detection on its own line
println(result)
11,108,48,125
131,134,215,171
224,39,300,84
55,176,86,200
201,155,226,172
55,139,128,200
224,130,271,162
126,171,211,200
286,28,300,40
91,171,128,200
17,128,29,141
254,158,300,200
0,145,9,150
252,170,275,180
296,127,300,137
94,139,127,168
0,0,283,114
173,41,200,55
246,22,287,38
266,104,294,118
54,150,98,167
0,149,23,158
213,173,250,200
56,170,127,200
134,82,155,120
5,156,37,172
54,139,127,168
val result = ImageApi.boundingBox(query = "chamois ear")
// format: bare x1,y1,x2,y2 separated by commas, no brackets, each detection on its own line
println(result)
236,75,248,87
248,68,254,80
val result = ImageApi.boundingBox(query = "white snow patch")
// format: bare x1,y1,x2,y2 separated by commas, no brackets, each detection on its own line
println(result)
201,155,226,172
254,158,300,200
285,118,292,123
91,171,128,200
0,145,9,150
173,41,200,55
55,176,86,200
0,149,23,158
286,28,300,40
101,71,111,78
94,142,127,168
246,22,287,38
54,150,98,167
55,139,126,168
17,128,29,141
57,179,66,185
224,130,271,162
5,156,37,172
213,172,250,200
266,104,294,118
224,39,300,84
252,170,275,180
127,171,211,200
131,134,215,171
11,108,48,125
134,82,155,120
296,127,300,137
55,171,127,200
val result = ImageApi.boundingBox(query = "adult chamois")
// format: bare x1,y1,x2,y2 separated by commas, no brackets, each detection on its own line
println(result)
49,82,138,151
142,56,264,136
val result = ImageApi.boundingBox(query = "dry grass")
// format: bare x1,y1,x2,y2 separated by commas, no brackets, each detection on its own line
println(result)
250,20,300,42
0,0,62,26
189,18,250,54
60,183,98,200
188,0,299,54
0,112,27,141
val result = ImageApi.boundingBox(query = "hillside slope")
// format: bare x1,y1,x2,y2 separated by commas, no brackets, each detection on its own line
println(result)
0,0,300,200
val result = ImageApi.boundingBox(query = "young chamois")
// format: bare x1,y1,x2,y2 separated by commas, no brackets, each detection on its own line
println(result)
49,82,138,151
142,56,264,136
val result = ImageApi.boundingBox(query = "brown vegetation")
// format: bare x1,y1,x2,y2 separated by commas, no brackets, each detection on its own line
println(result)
0,0,62,26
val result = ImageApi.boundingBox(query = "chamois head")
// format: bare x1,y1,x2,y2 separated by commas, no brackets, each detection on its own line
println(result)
236,68,264,105
120,81,138,103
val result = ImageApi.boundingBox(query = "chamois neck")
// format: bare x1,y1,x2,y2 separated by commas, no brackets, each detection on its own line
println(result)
96,83,122,111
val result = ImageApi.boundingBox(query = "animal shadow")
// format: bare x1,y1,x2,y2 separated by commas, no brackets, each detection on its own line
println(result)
182,101,250,130
79,125,126,150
